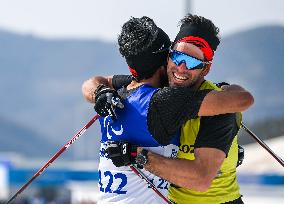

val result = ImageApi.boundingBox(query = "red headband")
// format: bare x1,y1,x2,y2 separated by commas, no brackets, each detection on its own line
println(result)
177,36,214,61
129,67,139,78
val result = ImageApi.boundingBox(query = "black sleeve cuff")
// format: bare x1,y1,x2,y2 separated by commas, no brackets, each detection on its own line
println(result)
112,75,132,90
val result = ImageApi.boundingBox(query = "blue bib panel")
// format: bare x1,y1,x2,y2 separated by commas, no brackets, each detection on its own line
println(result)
98,84,179,204
99,84,178,146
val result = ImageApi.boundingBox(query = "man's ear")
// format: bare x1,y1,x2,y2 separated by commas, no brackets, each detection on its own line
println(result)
201,64,211,77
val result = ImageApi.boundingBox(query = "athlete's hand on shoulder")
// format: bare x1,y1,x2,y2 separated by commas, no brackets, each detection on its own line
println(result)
106,141,138,167
215,81,230,89
94,84,124,120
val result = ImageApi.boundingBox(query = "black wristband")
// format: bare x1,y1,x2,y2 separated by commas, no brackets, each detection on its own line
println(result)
135,149,149,169
141,149,149,158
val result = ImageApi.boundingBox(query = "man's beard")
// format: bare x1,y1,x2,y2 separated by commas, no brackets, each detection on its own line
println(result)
168,73,201,89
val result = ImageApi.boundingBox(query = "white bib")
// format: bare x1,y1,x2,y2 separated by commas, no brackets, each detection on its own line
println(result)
97,142,178,204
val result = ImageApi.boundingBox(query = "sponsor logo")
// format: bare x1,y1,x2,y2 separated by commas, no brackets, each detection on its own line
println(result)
122,143,127,155
171,148,178,158
103,116,124,140
179,144,195,154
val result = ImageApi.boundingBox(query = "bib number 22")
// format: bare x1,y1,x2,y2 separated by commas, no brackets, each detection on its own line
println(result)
99,170,127,194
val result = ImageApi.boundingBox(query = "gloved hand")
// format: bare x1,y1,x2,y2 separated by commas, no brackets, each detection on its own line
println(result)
106,141,138,167
215,82,230,90
94,84,124,120
215,82,230,89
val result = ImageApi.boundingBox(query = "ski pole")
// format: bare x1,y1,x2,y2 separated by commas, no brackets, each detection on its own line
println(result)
5,114,100,204
241,122,284,168
130,165,173,204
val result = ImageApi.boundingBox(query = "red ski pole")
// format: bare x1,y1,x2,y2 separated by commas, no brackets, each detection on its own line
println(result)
130,165,173,204
5,114,100,204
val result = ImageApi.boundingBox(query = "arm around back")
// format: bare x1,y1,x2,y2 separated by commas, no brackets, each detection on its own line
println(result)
81,76,114,103
198,84,254,116
82,75,132,103
145,148,225,192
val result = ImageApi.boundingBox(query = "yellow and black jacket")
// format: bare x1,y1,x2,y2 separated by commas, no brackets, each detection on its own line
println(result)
169,80,241,204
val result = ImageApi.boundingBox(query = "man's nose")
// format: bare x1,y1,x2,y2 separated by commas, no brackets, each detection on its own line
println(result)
177,62,188,71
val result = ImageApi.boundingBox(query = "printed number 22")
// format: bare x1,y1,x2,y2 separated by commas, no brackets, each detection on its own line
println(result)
148,178,168,190
157,178,169,190
99,170,127,194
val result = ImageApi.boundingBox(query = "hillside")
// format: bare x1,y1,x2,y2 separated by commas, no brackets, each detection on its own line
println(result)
0,117,58,158
209,26,284,122
0,25,283,159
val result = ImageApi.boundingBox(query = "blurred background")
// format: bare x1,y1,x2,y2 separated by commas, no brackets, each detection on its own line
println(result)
0,0,283,203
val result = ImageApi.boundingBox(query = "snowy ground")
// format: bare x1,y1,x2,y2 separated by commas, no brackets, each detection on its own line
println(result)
238,136,284,203
240,184,284,203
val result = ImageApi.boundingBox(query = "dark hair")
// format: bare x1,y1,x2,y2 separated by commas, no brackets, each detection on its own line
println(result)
173,14,220,52
118,16,159,57
179,14,220,40
118,16,171,81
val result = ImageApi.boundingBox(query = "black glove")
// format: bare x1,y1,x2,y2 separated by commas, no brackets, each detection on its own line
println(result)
106,141,138,167
237,145,244,167
94,84,124,120
215,82,230,88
